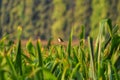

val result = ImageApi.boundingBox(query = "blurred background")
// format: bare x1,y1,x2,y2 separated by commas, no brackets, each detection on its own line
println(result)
0,0,120,40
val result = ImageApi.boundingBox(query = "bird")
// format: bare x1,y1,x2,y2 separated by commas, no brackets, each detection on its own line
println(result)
58,37,64,42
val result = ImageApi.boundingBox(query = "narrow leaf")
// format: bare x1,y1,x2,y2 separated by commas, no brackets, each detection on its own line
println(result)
36,39,44,80
15,40,22,75
5,56,17,80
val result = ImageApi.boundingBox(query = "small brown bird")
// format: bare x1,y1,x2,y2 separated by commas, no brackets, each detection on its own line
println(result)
58,37,64,42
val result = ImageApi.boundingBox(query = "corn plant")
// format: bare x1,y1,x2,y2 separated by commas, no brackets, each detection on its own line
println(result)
0,19,119,80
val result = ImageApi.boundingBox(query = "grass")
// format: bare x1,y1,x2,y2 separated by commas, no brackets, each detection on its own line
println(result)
0,19,120,80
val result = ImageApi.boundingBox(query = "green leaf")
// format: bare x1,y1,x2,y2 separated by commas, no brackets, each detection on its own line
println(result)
67,28,73,57
51,59,59,73
70,63,80,79
36,39,44,80
5,56,18,80
79,25,85,40
47,37,53,49
88,37,96,80
26,39,35,57
108,35,120,59
22,53,33,64
43,68,57,80
107,61,112,80
17,26,22,39
61,67,68,80
15,40,22,75
107,19,112,37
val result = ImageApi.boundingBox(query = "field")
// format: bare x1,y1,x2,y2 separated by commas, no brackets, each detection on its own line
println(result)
0,19,120,80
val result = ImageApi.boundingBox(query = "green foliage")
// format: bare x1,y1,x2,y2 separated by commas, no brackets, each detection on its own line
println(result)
1,0,120,40
74,0,91,38
116,0,120,26
51,18,66,38
36,39,44,80
0,19,120,80
52,0,66,20
67,28,73,57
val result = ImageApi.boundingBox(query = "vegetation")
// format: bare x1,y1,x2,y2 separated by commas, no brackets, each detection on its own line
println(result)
0,0,120,40
0,19,120,80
